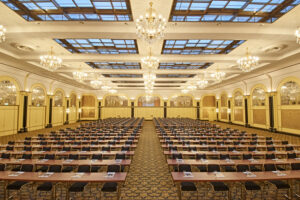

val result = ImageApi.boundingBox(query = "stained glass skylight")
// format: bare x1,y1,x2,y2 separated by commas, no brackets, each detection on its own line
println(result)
170,0,300,23
55,39,138,54
0,0,132,21
162,39,245,55
159,62,213,69
87,62,141,69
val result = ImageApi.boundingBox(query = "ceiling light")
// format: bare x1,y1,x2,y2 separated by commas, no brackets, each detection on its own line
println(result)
40,47,62,71
143,71,156,81
90,80,102,89
237,48,259,72
211,68,226,83
101,85,111,91
73,66,88,82
296,28,300,44
141,48,159,70
109,89,117,94
135,2,167,44
0,25,6,43
181,89,189,94
197,79,208,89
187,85,197,91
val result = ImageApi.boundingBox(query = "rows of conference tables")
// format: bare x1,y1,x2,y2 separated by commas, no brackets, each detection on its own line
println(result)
0,117,143,200
155,118,300,200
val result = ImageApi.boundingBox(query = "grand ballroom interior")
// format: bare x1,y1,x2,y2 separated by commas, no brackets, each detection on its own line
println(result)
0,0,300,199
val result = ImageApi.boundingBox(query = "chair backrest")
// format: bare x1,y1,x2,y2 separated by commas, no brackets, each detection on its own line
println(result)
208,164,220,172
107,165,120,173
0,164,5,171
92,154,102,160
266,153,275,159
287,153,296,159
267,146,275,151
228,147,236,151
102,146,111,151
220,154,229,160
266,141,273,145
43,147,51,151
21,164,33,172
282,141,288,145
116,153,126,160
243,154,252,160
121,146,130,151
68,154,79,160
169,146,177,151
24,146,32,151
286,146,294,151
291,163,300,170
45,154,55,160
49,165,62,172
6,146,14,151
22,154,32,159
237,164,249,172
264,164,276,171
78,165,91,172
1,153,10,159
62,147,71,151
248,147,256,151
208,147,217,151
250,141,257,145
82,147,90,151
178,164,191,172
8,141,15,145
188,146,196,151
196,154,206,160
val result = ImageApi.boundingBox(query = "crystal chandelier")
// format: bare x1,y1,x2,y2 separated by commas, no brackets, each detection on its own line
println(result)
40,47,62,71
135,2,167,44
237,48,259,72
296,28,300,44
187,85,197,91
141,48,159,70
143,71,156,81
181,89,189,94
90,80,102,89
109,89,117,94
197,79,208,89
0,25,6,43
211,69,226,83
101,85,111,91
73,66,88,82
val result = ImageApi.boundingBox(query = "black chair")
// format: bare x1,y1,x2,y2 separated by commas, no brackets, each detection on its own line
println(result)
6,146,14,151
7,164,33,198
69,165,91,197
266,153,275,159
291,163,300,170
248,147,256,152
1,153,10,159
62,154,79,172
125,141,133,145
121,146,130,151
250,141,257,145
267,146,275,151
62,147,70,151
40,141,47,146
220,154,230,160
243,154,253,160
228,147,236,152
8,141,15,145
23,146,32,151
178,165,198,199
236,164,262,199
207,165,229,198
101,165,121,199
285,146,294,151
266,141,273,145
22,154,32,159
172,153,182,160
169,146,178,151
264,165,290,198
102,146,111,151
0,164,5,171
36,165,62,199
287,153,297,159
188,146,197,151
91,154,103,172
282,141,289,145
42,146,51,151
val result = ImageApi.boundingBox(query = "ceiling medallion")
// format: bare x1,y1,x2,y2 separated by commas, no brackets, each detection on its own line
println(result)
237,48,259,72
40,47,62,71
135,2,167,44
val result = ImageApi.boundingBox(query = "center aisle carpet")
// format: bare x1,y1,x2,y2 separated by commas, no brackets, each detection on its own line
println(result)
120,121,178,200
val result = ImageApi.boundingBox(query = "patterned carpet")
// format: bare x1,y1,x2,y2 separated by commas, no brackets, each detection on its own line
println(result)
120,121,179,200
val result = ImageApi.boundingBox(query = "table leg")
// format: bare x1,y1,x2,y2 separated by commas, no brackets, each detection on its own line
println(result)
176,182,182,200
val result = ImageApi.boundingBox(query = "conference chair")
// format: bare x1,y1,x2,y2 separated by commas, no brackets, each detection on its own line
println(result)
69,165,91,199
101,165,121,199
207,164,230,199
178,164,198,200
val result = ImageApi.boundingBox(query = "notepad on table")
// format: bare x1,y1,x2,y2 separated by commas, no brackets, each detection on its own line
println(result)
183,171,193,178
105,172,115,178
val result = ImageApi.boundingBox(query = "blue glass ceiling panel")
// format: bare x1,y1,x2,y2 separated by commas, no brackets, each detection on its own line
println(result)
170,0,300,23
159,62,213,69
0,0,132,21
87,62,141,69
55,38,138,54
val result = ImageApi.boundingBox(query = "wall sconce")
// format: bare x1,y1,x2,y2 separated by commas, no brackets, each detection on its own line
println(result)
66,108,70,114
216,108,219,113
78,108,82,113
77,95,81,99
130,97,135,100
163,97,168,101
97,97,103,100
195,97,200,101
228,108,231,113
